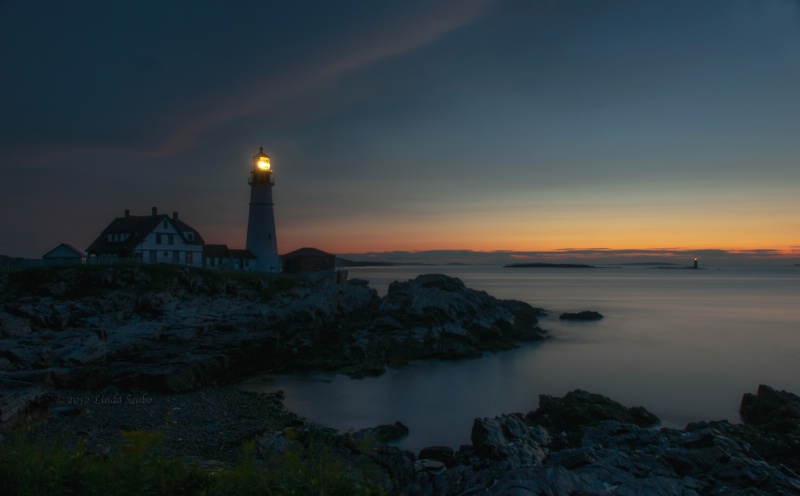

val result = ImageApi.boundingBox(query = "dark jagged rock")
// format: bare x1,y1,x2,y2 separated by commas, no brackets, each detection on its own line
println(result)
740,384,800,434
373,274,547,363
528,389,659,441
740,384,800,471
354,421,410,444
559,310,603,320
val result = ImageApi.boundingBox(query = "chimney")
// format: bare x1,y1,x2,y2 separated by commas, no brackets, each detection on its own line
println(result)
173,211,179,220
152,207,157,216
124,209,130,218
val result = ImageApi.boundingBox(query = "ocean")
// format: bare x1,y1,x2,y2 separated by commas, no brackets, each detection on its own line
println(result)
240,265,800,452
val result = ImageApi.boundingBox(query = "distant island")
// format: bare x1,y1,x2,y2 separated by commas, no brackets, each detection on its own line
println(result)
336,258,399,267
504,263,595,269
617,262,681,266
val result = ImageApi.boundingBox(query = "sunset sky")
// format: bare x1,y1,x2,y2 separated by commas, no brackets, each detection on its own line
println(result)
2,0,798,265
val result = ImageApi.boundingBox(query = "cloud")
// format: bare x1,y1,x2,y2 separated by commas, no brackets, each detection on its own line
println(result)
17,0,493,165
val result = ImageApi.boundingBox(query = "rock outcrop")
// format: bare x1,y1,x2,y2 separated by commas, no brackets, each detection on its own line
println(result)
0,266,547,429
409,386,800,495
247,386,800,495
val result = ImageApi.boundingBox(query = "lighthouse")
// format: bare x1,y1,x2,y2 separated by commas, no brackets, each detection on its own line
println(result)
246,147,280,272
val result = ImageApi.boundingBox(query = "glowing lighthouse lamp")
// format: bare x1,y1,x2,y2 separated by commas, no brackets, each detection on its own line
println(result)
246,147,280,272
256,152,270,171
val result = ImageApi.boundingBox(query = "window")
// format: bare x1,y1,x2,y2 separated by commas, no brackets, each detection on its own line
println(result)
187,252,193,264
168,234,174,245
156,233,162,244
163,220,168,229
107,233,114,242
150,251,156,263
185,232,194,241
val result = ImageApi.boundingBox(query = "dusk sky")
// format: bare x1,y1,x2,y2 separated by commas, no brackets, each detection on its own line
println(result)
2,0,799,265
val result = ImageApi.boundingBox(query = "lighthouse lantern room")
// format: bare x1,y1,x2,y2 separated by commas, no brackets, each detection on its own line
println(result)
245,147,280,272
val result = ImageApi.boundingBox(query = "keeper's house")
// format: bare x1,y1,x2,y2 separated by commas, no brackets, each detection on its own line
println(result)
86,208,204,266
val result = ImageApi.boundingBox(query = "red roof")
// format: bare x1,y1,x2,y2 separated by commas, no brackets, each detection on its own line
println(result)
282,247,334,259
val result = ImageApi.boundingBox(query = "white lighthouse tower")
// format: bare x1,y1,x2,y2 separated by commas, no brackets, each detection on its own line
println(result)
246,147,280,272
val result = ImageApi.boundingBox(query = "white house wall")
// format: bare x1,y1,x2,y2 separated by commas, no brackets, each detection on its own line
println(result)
134,218,203,266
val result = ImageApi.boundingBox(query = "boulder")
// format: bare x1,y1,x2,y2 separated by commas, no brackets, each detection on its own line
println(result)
559,311,603,321
418,445,455,467
354,421,410,444
471,413,550,467
739,384,800,471
257,429,302,462
527,389,659,444
375,274,547,360
0,386,48,427
740,384,800,434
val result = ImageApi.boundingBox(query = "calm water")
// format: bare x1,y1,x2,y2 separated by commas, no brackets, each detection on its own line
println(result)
240,265,800,452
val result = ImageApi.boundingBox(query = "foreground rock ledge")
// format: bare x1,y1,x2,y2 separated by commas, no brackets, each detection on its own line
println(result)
395,385,800,495
199,385,800,495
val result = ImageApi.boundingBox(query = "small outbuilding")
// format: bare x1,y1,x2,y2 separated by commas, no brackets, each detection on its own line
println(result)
282,247,336,273
43,243,85,266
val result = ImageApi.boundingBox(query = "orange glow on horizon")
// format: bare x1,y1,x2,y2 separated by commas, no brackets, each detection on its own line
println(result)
271,213,797,256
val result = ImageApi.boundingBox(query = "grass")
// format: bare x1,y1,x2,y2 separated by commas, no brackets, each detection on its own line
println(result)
0,429,388,496
2,264,309,302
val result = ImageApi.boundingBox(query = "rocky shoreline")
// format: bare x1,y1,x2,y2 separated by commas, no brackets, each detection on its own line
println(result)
1,266,546,429
14,383,800,495
3,266,800,494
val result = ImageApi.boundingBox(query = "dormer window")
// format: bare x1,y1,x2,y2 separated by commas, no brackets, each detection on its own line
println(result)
185,232,194,241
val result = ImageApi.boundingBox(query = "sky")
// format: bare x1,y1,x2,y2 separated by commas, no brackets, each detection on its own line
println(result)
1,0,799,265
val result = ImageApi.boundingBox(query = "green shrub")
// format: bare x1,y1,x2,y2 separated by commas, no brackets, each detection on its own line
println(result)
0,429,387,496
260,277,303,302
